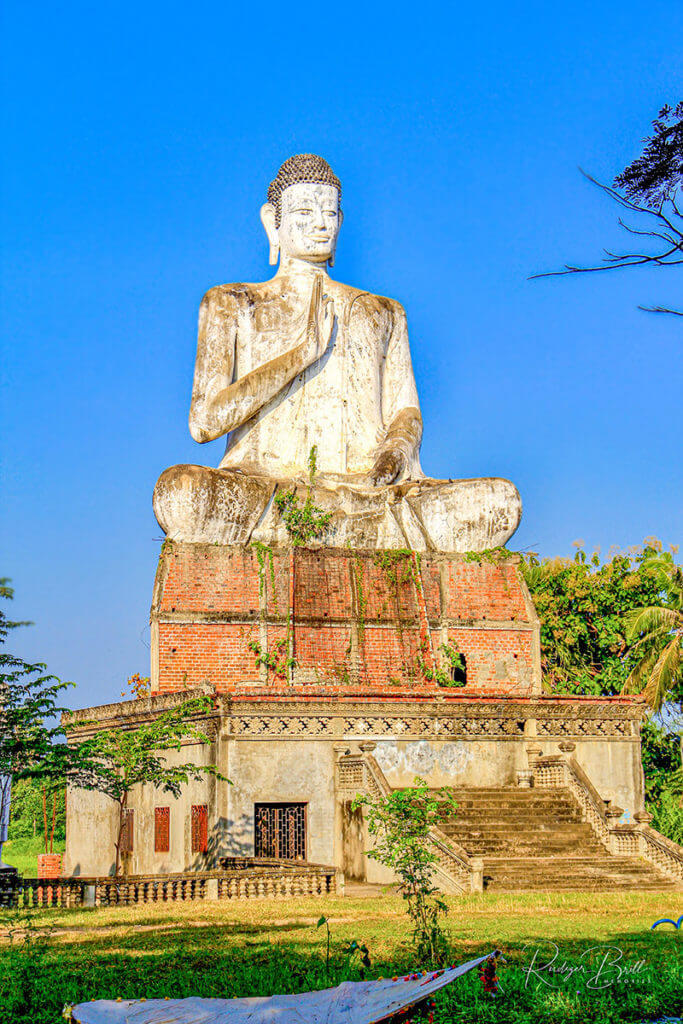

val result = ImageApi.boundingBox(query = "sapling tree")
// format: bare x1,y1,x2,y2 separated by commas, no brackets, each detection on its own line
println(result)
70,696,229,874
352,777,458,965
0,578,76,866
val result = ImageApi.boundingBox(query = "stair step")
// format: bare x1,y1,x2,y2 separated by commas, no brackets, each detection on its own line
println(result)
441,823,592,835
425,787,682,892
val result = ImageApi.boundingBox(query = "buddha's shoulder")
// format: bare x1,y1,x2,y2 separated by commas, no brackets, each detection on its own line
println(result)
331,281,407,321
199,282,258,312
199,279,407,319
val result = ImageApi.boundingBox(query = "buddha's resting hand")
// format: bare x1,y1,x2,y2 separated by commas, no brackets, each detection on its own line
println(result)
370,448,406,486
303,273,335,364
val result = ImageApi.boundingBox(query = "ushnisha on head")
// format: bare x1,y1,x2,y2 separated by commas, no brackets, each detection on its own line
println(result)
261,154,343,267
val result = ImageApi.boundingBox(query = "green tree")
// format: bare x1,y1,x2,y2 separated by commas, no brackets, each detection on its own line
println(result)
641,718,682,805
7,778,65,845
352,777,457,965
520,541,674,696
533,101,683,316
622,553,683,712
72,696,229,874
0,579,76,864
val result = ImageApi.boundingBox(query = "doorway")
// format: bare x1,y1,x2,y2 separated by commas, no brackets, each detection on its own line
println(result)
254,802,307,860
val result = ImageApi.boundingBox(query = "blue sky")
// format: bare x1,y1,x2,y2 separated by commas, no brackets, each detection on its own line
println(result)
2,0,681,708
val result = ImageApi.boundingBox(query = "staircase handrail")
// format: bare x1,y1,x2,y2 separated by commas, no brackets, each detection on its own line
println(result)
640,825,683,883
531,754,611,848
359,753,478,893
532,752,683,883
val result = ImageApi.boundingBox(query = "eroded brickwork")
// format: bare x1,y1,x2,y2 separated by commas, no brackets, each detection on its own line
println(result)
151,544,541,696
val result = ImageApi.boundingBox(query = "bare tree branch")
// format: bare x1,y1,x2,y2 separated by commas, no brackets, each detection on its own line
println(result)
638,305,683,316
530,170,682,314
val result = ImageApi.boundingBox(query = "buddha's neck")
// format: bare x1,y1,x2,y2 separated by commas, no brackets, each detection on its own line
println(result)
275,255,331,280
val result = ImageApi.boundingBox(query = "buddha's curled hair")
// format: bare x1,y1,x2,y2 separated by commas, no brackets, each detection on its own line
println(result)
267,154,341,226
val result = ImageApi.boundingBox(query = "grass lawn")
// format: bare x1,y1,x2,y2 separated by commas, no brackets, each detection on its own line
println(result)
0,890,681,1022
1,837,66,877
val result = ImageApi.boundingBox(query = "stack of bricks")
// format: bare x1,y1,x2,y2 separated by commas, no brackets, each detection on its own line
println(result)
150,543,541,698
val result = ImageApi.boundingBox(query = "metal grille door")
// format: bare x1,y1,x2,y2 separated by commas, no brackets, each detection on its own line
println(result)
254,803,306,860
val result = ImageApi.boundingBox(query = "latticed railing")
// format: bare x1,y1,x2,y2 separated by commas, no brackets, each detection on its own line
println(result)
0,864,340,909
640,826,683,883
532,752,683,885
532,755,611,849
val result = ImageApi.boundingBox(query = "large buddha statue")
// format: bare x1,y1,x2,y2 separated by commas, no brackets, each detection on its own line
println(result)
153,154,521,551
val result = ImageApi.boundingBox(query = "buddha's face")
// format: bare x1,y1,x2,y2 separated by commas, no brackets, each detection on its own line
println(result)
277,183,342,263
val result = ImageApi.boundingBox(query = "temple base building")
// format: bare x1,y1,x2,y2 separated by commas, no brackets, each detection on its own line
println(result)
63,154,683,890
64,544,682,890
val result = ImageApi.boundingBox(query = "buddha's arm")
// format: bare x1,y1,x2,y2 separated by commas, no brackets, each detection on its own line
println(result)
372,301,423,485
189,279,334,443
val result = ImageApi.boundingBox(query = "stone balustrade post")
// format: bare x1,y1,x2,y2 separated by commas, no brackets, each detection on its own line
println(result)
205,876,219,901
633,810,653,855
469,857,484,893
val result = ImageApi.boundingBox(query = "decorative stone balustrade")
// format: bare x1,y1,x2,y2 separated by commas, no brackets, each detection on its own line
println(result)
531,753,683,885
335,747,479,893
0,863,341,910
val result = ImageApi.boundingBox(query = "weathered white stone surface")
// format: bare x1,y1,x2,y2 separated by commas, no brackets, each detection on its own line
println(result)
152,154,522,551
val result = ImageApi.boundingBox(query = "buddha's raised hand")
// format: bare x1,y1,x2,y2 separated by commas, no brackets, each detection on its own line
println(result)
303,274,335,363
370,449,405,487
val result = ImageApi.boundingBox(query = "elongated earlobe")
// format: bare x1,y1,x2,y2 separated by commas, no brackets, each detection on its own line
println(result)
328,249,336,268
260,202,280,267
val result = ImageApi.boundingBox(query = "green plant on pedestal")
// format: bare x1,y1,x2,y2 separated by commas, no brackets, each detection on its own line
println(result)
274,446,332,547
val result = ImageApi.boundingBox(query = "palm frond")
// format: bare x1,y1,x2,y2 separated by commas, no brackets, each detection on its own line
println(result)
623,646,661,694
643,639,682,712
625,605,681,640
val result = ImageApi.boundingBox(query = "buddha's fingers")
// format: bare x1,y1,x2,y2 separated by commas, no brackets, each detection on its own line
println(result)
307,274,323,339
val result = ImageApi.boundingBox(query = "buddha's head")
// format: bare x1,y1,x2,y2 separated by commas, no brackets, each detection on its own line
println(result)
261,154,343,267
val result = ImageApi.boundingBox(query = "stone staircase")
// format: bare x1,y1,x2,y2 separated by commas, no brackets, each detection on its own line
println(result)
436,787,681,892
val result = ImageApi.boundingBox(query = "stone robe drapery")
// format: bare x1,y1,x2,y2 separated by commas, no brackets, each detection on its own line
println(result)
190,278,424,481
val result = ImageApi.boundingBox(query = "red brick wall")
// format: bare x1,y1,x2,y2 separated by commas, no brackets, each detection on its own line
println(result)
152,544,539,697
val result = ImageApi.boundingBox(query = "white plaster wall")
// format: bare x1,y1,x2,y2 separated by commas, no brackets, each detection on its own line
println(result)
64,785,119,877
372,740,525,788
224,740,336,865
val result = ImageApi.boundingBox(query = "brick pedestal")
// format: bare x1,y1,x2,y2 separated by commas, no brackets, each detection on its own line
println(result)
37,853,62,878
151,543,541,698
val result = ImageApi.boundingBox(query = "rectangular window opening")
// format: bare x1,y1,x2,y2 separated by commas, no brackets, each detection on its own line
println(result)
254,802,307,860
191,804,208,853
155,806,170,853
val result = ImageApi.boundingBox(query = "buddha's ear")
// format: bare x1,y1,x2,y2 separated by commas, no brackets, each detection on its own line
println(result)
260,203,279,266
329,208,343,267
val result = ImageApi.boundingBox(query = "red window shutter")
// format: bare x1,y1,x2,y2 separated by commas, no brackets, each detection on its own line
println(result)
155,807,170,853
120,809,134,852
191,805,208,853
